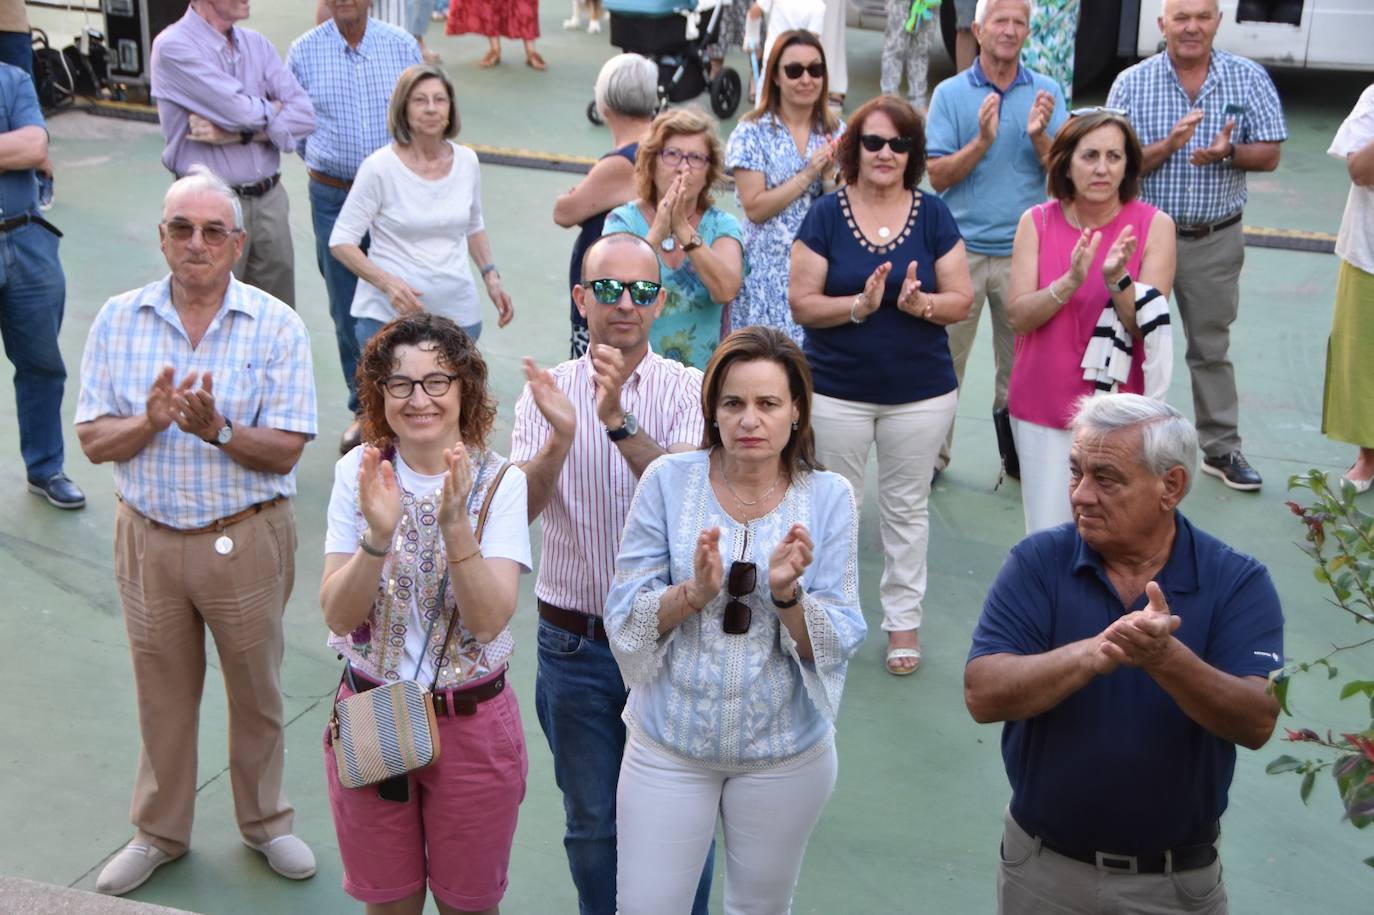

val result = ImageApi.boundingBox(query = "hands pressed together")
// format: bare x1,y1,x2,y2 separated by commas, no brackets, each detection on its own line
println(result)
1090,582,1182,675
147,366,226,443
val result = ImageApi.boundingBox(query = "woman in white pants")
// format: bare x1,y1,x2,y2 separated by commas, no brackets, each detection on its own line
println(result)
606,328,867,915
789,95,973,676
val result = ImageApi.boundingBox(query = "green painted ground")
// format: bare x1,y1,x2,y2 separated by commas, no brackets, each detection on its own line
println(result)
4,4,1371,913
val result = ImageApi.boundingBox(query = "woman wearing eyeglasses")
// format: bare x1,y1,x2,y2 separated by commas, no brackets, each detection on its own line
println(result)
789,94,973,677
319,313,532,914
604,105,745,370
726,31,842,346
606,326,866,915
1006,108,1175,533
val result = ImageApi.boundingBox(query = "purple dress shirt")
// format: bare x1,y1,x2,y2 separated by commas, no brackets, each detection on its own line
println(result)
150,6,315,185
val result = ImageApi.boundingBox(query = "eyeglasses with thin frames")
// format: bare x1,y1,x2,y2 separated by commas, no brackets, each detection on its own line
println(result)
161,219,242,247
382,372,460,399
723,525,755,635
659,147,711,170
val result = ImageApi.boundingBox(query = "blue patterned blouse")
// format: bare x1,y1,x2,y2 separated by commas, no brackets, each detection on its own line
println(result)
725,113,843,345
605,450,867,772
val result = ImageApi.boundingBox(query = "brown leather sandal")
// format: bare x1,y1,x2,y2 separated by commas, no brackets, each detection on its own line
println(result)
525,50,547,71
478,48,500,68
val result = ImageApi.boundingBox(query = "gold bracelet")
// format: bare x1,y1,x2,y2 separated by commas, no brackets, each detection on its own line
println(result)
682,583,704,612
447,546,482,566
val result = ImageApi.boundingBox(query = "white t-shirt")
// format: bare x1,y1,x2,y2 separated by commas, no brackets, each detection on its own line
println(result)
330,141,486,326
325,448,532,684
757,0,826,78
1329,84,1374,275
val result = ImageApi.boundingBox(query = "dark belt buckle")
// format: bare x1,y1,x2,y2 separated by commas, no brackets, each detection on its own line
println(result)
1096,851,1138,875
432,692,448,718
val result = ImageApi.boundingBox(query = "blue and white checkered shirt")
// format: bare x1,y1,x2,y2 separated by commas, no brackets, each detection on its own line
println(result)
75,276,318,528
1107,49,1286,226
286,17,420,181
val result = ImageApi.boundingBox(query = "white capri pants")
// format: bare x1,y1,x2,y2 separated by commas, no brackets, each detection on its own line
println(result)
1011,417,1075,534
616,736,839,915
811,389,958,632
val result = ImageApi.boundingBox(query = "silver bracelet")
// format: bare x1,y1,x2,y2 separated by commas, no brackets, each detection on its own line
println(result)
849,293,866,324
358,532,389,557
1048,279,1067,306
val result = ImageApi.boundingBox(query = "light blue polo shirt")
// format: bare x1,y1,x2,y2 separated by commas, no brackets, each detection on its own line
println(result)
926,57,1067,256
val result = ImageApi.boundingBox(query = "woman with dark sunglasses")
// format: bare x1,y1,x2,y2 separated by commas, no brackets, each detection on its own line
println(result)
726,30,842,347
604,106,745,370
605,327,866,914
789,94,973,677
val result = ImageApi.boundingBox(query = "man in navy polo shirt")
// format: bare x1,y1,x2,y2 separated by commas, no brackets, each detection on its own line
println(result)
925,0,1065,477
966,393,1283,914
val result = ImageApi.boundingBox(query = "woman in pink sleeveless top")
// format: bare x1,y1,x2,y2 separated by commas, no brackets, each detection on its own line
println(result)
1006,109,1176,533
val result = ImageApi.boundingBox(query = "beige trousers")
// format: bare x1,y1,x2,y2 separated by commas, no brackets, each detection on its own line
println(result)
114,498,298,856
233,180,295,308
1173,219,1244,457
940,251,1016,470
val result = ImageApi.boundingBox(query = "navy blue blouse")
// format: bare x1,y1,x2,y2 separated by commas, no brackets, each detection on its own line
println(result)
794,188,963,405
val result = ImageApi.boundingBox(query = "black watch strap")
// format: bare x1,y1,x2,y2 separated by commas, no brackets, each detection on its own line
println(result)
771,588,801,609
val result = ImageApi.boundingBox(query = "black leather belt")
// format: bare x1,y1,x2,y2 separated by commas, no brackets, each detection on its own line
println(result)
346,664,507,717
0,212,62,237
229,173,281,198
1019,816,1220,874
538,599,610,645
1176,212,1242,239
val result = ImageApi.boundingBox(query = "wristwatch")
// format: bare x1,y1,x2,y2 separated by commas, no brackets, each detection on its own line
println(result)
607,413,639,442
659,235,677,252
681,233,704,252
771,587,801,609
238,129,254,145
1110,272,1133,293
209,417,234,447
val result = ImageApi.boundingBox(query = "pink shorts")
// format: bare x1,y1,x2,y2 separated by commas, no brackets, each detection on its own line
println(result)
323,670,529,910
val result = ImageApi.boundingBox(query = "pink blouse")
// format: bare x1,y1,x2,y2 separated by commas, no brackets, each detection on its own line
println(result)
1007,199,1159,430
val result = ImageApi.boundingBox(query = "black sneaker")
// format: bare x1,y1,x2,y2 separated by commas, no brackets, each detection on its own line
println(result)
28,472,86,509
1201,450,1262,492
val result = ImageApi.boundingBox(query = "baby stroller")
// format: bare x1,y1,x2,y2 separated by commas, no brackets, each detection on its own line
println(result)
588,0,742,124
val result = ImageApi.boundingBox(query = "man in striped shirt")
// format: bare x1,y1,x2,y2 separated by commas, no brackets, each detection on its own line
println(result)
511,232,712,915
77,169,318,897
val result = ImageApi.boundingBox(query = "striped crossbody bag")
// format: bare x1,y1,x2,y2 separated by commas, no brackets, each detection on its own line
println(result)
329,461,511,790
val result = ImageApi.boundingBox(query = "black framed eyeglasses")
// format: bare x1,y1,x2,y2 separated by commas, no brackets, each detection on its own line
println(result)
161,219,241,247
859,134,915,154
723,527,755,635
382,372,460,399
588,278,663,307
1069,106,1128,118
781,61,825,80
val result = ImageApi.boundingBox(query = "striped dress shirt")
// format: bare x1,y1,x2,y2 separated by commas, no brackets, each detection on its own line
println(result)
1107,49,1286,226
286,17,421,181
511,349,705,616
75,276,318,529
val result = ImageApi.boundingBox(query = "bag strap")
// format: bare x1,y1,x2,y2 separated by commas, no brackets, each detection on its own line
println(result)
429,461,512,691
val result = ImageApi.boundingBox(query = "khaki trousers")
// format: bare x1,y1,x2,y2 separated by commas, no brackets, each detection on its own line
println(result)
1173,219,1244,457
233,180,295,308
114,498,298,856
997,809,1228,914
940,251,1016,470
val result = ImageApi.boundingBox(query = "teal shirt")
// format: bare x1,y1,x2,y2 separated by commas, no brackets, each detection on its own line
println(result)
603,203,745,370
926,58,1068,256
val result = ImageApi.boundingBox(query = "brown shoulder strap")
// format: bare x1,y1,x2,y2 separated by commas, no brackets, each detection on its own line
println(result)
474,461,513,541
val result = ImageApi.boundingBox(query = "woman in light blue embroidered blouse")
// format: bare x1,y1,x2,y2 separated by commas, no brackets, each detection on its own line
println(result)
726,30,843,346
606,327,866,914
604,105,745,371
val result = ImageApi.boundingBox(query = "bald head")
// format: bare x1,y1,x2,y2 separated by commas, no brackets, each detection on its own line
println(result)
580,232,661,286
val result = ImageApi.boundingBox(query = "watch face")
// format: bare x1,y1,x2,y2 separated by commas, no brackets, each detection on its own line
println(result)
660,236,676,252
624,413,639,436
216,424,233,444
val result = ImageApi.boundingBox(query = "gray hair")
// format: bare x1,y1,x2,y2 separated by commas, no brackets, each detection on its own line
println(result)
164,164,243,230
975,0,1034,26
594,53,660,120
1071,393,1198,496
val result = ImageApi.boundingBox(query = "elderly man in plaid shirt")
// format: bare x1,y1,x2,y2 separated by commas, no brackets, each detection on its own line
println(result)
1108,0,1286,492
75,167,318,897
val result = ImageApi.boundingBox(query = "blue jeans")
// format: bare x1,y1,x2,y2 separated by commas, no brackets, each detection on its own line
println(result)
0,222,66,480
308,178,365,414
0,31,32,75
534,617,713,915
354,316,481,355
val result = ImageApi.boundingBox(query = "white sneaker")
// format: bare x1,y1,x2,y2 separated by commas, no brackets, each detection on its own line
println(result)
563,15,582,29
96,842,181,896
244,834,316,880
588,18,602,33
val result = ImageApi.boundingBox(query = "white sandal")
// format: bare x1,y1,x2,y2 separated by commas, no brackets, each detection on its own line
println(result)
885,647,921,677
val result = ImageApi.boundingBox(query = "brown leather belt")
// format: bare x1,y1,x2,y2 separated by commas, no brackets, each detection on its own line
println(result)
307,168,353,192
1176,212,1242,240
230,173,281,198
347,665,507,718
538,599,610,645
118,494,285,534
